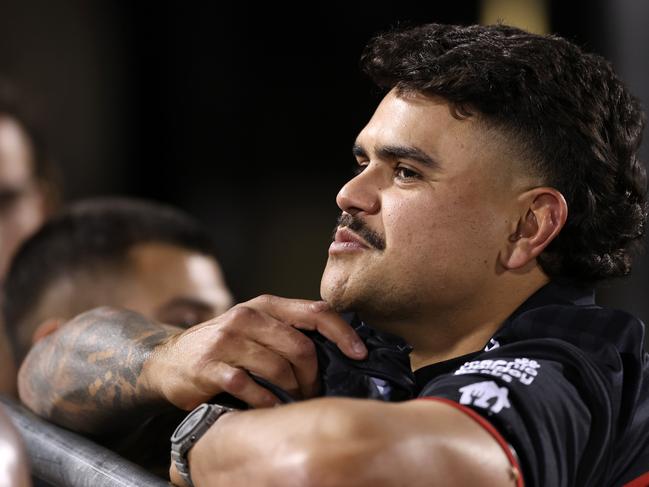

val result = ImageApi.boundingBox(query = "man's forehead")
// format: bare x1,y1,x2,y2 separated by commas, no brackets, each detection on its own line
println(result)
354,90,541,188
355,91,485,164
360,91,474,142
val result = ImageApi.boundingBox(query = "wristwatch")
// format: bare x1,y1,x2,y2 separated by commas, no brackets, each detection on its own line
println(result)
170,403,236,487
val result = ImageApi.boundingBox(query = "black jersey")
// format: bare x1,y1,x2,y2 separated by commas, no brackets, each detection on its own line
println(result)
415,282,649,486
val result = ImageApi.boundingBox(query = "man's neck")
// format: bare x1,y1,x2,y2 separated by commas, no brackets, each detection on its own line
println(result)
367,272,550,370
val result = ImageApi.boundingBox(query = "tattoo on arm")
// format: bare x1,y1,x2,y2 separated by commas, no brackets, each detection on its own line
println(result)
19,306,179,436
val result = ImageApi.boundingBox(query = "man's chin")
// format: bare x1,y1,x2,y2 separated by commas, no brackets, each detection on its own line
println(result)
320,271,353,312
320,285,349,313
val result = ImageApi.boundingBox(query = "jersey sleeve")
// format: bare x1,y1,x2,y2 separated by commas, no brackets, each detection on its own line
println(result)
417,339,615,487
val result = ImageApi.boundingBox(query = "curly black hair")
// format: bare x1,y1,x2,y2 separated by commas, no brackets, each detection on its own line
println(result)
361,23,647,283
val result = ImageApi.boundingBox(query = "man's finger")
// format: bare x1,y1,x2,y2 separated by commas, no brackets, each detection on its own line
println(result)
249,295,368,360
200,309,317,398
227,340,302,398
242,316,320,398
208,362,281,408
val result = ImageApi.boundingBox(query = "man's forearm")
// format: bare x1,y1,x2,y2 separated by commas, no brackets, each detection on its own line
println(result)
18,306,179,435
179,398,517,487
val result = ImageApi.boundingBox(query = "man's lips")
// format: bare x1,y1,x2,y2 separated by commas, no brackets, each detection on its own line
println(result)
336,227,370,246
332,213,386,251
329,227,371,253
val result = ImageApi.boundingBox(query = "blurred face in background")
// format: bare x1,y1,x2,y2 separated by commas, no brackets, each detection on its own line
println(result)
25,241,234,354
0,115,51,395
0,115,49,281
116,241,234,327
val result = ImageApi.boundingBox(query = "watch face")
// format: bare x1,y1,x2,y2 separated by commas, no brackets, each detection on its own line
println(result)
172,403,211,442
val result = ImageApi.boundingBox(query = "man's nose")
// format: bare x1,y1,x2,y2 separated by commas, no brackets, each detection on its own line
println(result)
336,165,381,215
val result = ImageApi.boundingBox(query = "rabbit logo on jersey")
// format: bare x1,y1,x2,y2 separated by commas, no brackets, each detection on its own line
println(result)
459,381,511,413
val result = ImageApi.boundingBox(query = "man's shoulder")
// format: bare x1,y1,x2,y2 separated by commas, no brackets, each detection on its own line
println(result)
486,294,647,400
415,288,649,486
503,302,649,485
415,307,649,486
501,298,645,362
495,280,645,360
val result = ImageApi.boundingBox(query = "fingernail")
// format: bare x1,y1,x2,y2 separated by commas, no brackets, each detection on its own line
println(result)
352,339,367,357
309,301,330,313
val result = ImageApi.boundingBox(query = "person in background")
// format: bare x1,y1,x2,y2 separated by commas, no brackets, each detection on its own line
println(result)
3,196,233,367
0,79,60,395
3,196,233,474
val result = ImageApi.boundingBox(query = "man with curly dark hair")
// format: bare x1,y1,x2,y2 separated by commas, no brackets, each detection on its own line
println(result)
18,24,649,486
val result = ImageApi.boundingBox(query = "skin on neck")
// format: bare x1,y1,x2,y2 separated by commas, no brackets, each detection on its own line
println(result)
370,264,550,370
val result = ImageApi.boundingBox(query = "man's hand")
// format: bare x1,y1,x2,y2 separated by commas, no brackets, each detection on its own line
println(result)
18,296,366,435
144,295,368,410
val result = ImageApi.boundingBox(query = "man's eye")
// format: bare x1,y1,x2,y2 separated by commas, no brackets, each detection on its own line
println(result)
395,166,420,180
159,307,203,329
352,163,368,176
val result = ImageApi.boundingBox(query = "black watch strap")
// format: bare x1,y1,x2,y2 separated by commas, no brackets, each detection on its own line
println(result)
170,403,235,487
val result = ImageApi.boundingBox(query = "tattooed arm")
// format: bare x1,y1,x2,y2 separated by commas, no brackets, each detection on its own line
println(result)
18,296,366,436
18,306,177,435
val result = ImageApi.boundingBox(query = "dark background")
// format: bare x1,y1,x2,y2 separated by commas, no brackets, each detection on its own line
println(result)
1,1,648,338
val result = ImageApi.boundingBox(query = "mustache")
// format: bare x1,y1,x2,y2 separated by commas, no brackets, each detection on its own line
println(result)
334,214,386,251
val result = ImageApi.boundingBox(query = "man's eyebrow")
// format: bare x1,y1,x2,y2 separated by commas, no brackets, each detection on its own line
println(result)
352,142,439,170
352,143,367,158
377,144,440,169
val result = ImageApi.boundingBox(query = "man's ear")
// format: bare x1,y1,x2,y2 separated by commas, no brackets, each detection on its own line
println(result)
31,318,65,345
500,187,568,270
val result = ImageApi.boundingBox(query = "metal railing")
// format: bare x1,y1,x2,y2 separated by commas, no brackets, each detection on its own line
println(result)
0,396,170,487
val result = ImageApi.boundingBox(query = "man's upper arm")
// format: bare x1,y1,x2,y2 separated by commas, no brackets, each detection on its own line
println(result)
387,399,521,487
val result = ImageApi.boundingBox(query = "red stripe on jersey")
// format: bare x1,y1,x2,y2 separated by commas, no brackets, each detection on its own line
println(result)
625,471,649,487
417,396,525,487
